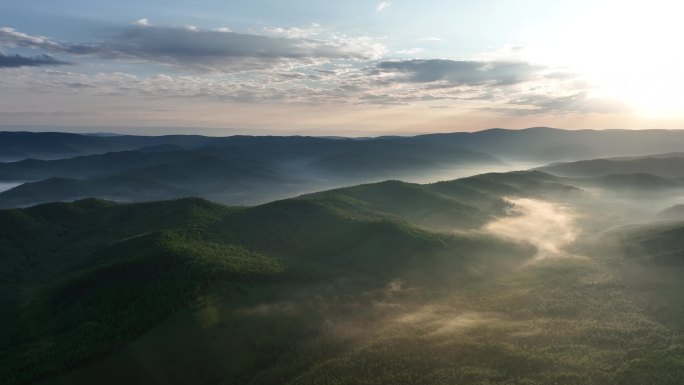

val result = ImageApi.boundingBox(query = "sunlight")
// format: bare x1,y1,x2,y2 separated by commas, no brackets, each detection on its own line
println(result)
533,0,684,117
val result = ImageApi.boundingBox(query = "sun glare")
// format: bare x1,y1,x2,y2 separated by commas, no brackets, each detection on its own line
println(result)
535,0,684,117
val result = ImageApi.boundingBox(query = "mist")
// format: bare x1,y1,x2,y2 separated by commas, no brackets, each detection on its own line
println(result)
483,198,580,260
397,162,546,184
0,181,22,193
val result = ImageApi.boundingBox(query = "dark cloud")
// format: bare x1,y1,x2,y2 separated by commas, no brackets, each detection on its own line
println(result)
0,26,382,72
0,53,70,68
104,26,380,70
376,59,542,85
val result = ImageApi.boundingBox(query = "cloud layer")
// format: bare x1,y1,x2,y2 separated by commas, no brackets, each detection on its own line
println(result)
377,59,541,85
1,25,384,72
0,22,632,129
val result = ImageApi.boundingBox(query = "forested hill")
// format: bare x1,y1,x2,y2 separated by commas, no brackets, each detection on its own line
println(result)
0,171,571,384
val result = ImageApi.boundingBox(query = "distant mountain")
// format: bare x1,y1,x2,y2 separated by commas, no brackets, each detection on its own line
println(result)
608,221,684,264
538,153,684,178
305,138,497,177
1,171,562,384
0,176,195,207
658,204,684,220
4,127,684,207
569,173,684,192
0,138,501,208
5,127,684,163
0,131,215,161
417,127,684,161
0,145,279,184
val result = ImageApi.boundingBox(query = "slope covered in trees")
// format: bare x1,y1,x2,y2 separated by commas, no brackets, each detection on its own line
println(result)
2,171,560,384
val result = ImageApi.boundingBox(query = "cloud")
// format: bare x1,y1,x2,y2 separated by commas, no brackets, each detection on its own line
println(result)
417,37,444,42
0,53,70,68
0,54,595,118
262,25,321,39
0,26,616,119
376,59,542,85
134,18,150,26
0,27,99,55
0,25,385,72
103,26,383,70
504,92,633,115
0,27,61,50
395,48,425,55
376,2,392,12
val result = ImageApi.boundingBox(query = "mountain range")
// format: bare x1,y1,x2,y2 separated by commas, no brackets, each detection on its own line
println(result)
4,127,684,162
3,127,684,384
4,127,684,207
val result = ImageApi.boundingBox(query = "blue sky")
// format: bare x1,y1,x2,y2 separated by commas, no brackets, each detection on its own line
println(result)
1,0,683,135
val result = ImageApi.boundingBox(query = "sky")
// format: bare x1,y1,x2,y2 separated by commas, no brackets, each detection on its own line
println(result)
1,0,683,136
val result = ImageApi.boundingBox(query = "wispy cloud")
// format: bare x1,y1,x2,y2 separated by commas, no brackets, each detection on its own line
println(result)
376,1,392,12
0,27,64,51
262,24,321,39
395,48,425,55
376,59,542,85
0,27,98,54
417,37,444,42
501,92,633,115
0,54,596,116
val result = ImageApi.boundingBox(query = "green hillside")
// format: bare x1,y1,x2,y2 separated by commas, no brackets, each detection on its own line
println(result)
3,171,684,385
608,221,684,264
301,171,579,232
1,170,548,384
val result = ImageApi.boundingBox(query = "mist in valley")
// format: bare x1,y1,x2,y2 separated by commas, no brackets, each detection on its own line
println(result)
249,161,544,206
0,182,21,193
483,197,580,260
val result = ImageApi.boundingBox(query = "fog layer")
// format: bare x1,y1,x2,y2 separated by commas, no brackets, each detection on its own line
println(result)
484,198,579,260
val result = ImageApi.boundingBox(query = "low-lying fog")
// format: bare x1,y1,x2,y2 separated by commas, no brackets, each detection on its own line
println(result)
0,182,21,193
400,162,545,184
483,198,580,260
